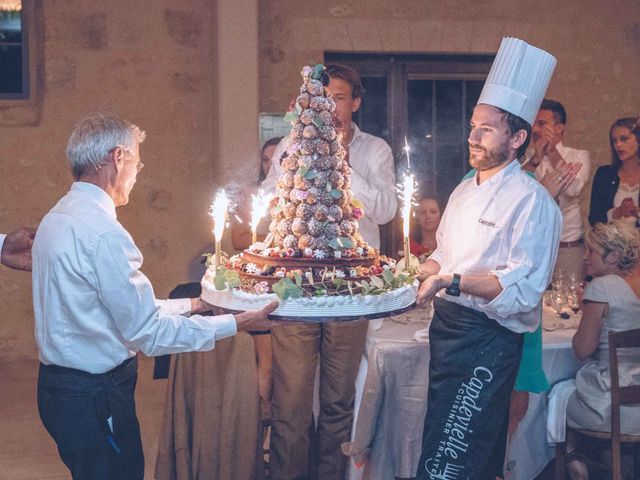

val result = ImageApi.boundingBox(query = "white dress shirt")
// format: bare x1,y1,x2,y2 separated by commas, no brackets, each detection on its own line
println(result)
32,182,237,374
262,123,397,249
534,142,591,242
429,161,562,333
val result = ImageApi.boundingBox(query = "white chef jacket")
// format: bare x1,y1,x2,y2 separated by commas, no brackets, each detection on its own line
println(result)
262,123,397,249
533,142,591,242
430,160,562,333
32,182,237,374
0,233,5,259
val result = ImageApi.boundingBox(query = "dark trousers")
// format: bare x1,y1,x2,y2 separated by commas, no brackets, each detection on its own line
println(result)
419,298,523,480
37,356,144,480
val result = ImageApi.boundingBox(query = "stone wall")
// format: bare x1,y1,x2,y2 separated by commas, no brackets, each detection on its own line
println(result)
0,0,220,358
259,0,640,202
1,0,639,358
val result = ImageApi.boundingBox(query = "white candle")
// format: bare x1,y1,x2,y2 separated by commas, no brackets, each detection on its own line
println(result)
401,173,416,271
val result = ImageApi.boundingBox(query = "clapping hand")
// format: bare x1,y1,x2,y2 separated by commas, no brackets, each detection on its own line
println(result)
540,160,582,200
1,227,36,271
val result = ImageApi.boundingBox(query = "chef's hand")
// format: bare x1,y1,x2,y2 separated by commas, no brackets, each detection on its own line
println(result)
416,275,446,308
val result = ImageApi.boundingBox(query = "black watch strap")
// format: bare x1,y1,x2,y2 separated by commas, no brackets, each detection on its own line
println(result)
445,273,461,297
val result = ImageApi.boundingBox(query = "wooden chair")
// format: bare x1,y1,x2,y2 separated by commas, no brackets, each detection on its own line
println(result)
555,327,640,480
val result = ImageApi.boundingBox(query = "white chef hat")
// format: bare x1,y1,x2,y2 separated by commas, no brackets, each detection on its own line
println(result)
477,37,557,126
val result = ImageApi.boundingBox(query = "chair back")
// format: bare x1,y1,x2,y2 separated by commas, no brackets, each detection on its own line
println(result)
608,327,640,479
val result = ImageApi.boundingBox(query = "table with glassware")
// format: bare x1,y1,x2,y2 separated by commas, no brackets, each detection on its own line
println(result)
343,305,584,480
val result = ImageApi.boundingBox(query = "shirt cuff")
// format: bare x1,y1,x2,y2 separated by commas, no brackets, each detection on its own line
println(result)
211,314,238,340
157,298,192,316
0,234,5,258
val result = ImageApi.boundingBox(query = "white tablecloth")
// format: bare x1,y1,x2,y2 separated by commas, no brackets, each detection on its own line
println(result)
343,311,583,480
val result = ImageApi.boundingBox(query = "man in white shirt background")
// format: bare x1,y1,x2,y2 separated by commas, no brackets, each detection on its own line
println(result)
32,114,277,479
0,227,35,271
262,64,397,479
528,99,591,280
415,38,562,479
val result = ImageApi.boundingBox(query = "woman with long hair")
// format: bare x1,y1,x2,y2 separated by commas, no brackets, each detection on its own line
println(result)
589,117,640,226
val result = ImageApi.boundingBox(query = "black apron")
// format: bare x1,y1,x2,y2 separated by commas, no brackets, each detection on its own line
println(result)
418,297,523,480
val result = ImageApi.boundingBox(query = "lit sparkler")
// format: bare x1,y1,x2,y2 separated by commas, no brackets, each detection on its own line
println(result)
210,189,230,270
251,189,273,244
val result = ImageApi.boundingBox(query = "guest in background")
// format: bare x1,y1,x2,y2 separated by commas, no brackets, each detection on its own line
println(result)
1,227,35,271
526,100,591,280
231,136,282,251
563,220,640,479
410,196,441,263
589,116,640,227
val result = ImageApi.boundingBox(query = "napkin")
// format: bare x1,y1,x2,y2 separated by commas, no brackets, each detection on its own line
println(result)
546,379,576,444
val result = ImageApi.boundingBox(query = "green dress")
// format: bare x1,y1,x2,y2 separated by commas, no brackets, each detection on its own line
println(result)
460,168,549,393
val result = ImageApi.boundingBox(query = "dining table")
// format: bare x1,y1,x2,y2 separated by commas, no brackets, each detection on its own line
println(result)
342,306,584,480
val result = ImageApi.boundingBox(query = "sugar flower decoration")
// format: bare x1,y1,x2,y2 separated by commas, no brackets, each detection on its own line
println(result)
254,281,270,295
245,263,259,275
313,249,326,259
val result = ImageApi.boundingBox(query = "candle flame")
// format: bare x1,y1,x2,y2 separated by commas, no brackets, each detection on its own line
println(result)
211,189,230,241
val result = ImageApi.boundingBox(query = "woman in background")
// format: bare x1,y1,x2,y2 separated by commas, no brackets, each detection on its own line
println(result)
589,117,640,226
410,196,442,263
563,220,640,479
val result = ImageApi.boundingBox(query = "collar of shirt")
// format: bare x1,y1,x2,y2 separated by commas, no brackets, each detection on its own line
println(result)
72,182,117,220
348,122,363,148
472,159,521,188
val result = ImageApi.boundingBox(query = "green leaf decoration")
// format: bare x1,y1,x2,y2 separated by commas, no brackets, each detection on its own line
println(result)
370,276,384,289
382,268,394,285
333,277,345,290
293,271,302,287
283,111,297,123
226,270,241,288
312,64,325,78
304,169,318,180
328,238,340,251
294,103,302,115
214,270,227,290
312,116,324,128
338,236,353,248
272,277,303,301
330,189,343,199
298,165,309,177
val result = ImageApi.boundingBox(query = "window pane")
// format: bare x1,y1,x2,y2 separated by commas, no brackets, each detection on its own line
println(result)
0,2,23,95
353,76,388,141
407,79,434,197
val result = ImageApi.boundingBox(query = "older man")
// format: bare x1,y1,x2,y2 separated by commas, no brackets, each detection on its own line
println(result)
32,114,277,480
416,38,562,479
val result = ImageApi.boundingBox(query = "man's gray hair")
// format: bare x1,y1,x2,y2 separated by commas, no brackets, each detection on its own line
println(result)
66,113,146,179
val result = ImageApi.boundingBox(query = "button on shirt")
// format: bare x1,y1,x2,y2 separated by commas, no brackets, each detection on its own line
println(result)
534,143,591,242
32,182,237,374
262,123,397,249
430,161,562,333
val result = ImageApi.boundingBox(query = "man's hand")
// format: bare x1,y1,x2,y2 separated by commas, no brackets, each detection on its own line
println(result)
1,227,36,271
539,160,582,200
416,275,447,308
235,300,280,332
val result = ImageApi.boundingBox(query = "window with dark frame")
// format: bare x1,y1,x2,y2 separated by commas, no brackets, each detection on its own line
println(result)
0,0,27,99
324,52,494,256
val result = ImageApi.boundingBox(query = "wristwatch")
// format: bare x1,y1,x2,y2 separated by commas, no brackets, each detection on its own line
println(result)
445,273,461,297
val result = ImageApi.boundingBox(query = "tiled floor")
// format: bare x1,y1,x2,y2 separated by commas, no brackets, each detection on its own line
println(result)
0,355,166,480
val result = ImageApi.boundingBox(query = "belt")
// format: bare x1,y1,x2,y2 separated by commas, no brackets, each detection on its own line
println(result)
559,239,584,248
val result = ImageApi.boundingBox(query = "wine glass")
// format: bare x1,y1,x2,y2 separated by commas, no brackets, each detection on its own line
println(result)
549,289,567,330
